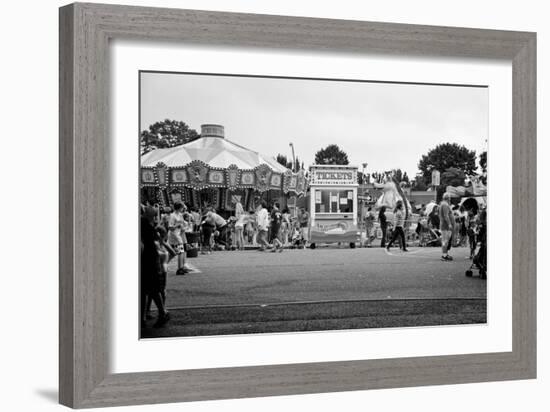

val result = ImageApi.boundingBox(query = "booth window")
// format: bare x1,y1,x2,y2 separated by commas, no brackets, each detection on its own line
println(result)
314,189,354,213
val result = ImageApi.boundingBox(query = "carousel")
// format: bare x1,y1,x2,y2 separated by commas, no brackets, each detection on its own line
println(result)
140,124,307,215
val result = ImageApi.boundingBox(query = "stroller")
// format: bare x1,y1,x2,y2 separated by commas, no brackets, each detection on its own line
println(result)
417,219,442,247
290,227,304,248
466,221,487,279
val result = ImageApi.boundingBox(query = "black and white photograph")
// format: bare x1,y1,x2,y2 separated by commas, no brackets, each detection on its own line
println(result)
139,71,488,338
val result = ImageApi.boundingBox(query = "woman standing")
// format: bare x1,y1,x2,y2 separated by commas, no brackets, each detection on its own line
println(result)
386,201,408,252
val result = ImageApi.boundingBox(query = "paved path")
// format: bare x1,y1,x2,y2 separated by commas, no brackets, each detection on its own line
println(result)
164,246,485,308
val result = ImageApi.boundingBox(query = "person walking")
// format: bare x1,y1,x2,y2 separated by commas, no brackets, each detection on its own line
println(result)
298,207,310,249
141,206,170,328
256,201,270,251
386,200,408,252
168,202,189,275
378,206,388,248
439,192,455,261
270,202,284,252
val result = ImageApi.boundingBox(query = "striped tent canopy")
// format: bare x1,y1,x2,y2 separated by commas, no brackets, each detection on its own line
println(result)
141,136,287,173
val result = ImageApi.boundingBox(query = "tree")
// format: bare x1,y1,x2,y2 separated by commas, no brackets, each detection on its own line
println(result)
412,174,428,191
417,143,476,185
441,167,466,187
275,153,298,170
276,154,291,168
436,167,467,201
275,153,302,171
140,119,200,155
479,151,487,173
314,144,349,165
392,168,411,183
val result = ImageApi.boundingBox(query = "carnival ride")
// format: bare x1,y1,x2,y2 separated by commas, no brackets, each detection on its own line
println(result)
140,124,307,215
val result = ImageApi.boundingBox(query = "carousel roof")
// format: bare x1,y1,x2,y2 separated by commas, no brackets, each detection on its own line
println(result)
141,135,288,173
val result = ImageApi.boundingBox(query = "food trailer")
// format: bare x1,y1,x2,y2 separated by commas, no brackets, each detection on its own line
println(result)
308,165,360,248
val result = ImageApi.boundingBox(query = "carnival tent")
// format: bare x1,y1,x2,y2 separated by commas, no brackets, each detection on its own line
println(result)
140,124,306,211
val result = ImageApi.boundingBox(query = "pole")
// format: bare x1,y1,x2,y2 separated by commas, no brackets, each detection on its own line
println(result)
360,163,368,247
288,142,297,217
289,142,296,172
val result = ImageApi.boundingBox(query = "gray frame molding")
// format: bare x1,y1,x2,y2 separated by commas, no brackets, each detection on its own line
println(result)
59,2,536,408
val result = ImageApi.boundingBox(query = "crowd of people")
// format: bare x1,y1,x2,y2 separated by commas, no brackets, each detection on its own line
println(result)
364,193,487,263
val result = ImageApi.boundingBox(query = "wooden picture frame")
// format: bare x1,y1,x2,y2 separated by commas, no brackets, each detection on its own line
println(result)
59,2,536,408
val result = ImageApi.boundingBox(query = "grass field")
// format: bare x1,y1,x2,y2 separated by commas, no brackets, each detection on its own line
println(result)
142,298,486,338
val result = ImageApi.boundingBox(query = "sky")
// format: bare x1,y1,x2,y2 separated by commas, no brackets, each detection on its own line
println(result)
140,72,488,178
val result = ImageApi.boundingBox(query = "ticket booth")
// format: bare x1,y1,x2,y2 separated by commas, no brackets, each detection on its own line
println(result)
308,165,360,248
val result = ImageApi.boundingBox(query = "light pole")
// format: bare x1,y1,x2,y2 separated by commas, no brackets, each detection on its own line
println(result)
289,142,296,172
289,142,297,217
360,162,368,247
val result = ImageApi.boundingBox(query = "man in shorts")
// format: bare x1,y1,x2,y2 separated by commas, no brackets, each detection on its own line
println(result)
439,192,455,261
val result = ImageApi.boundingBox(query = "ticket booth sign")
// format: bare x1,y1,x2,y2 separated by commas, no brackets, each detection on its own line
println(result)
310,167,357,186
